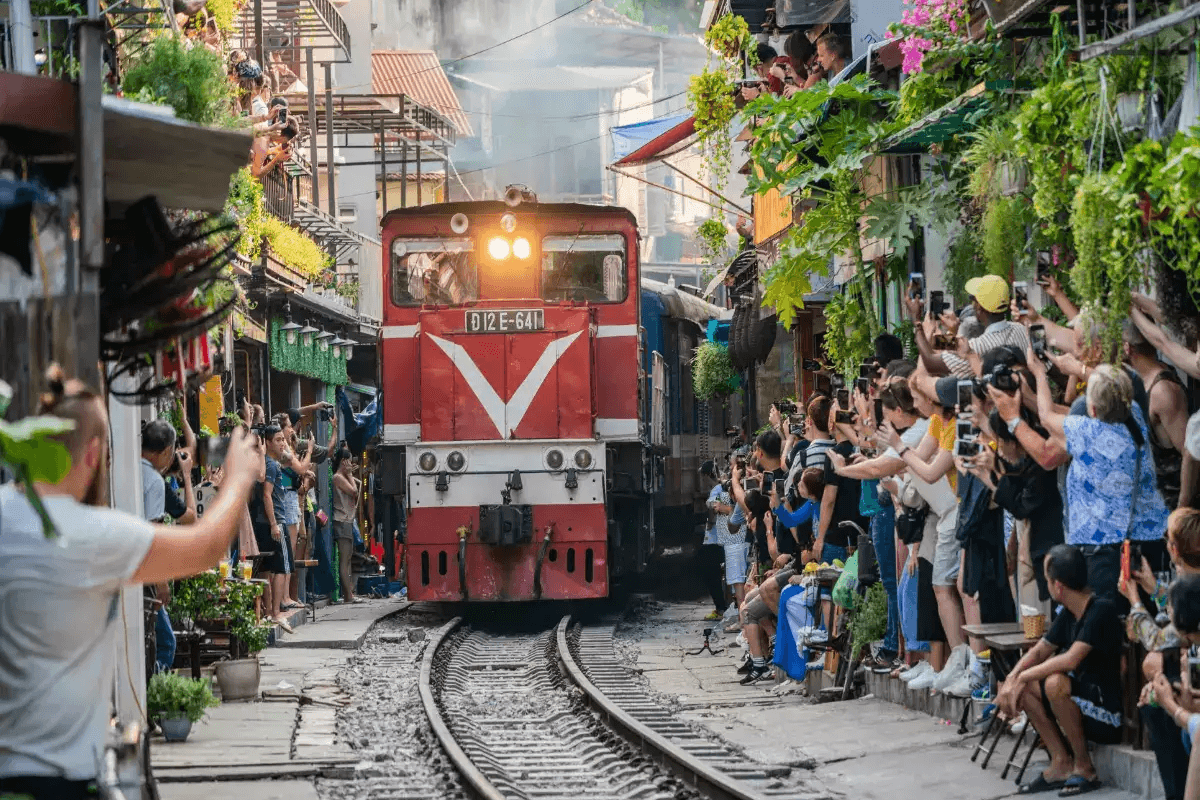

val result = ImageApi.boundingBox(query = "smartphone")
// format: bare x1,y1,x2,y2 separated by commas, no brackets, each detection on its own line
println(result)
743,475,761,493
1030,324,1047,358
873,398,884,424
816,375,832,396
836,388,850,410
276,107,288,125
930,290,945,317
957,380,974,412
956,418,974,441
859,362,874,379
954,437,980,458
856,377,870,395
774,478,786,497
1189,652,1200,690
909,272,925,300
1013,281,1029,316
831,374,845,390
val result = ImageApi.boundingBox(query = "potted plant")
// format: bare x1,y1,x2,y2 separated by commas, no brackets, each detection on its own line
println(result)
147,671,219,742
213,579,271,700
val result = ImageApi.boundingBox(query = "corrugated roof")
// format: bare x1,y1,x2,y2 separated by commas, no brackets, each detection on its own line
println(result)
372,51,473,137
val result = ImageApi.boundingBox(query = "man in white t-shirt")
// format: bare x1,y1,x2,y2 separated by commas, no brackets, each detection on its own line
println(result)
0,379,261,800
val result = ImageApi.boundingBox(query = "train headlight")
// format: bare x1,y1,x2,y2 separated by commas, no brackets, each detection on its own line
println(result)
574,449,593,469
447,451,466,472
487,236,510,260
545,449,564,471
418,452,437,472
500,212,517,233
512,237,531,260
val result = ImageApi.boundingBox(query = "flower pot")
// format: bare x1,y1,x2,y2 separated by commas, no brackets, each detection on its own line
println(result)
161,716,193,742
997,162,1027,197
214,657,260,701
1117,92,1148,132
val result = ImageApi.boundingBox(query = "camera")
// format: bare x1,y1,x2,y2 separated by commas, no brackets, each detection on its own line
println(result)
930,290,945,317
802,359,822,372
318,407,334,422
954,436,981,458
1013,281,1030,316
985,363,1021,394
909,272,925,301
774,399,797,417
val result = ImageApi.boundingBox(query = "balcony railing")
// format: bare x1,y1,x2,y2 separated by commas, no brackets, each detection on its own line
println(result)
231,0,350,64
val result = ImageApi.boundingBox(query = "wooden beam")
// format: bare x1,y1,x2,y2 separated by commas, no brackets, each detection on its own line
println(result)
1079,1,1200,60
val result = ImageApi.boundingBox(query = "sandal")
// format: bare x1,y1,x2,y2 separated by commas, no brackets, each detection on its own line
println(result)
704,610,722,621
1018,774,1066,795
1058,776,1102,797
274,617,294,633
281,601,303,610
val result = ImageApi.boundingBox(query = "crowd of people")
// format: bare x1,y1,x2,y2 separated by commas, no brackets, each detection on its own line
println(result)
697,273,1200,798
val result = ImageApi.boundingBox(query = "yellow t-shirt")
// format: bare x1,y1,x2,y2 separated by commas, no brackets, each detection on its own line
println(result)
927,414,958,492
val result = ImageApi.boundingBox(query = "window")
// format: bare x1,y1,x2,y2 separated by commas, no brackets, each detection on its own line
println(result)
390,238,479,307
541,234,627,303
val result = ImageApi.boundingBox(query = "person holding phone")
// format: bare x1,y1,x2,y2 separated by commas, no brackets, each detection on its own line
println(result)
1126,509,1200,800
1144,574,1200,800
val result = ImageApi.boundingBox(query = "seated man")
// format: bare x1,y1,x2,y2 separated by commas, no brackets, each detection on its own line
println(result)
997,544,1124,795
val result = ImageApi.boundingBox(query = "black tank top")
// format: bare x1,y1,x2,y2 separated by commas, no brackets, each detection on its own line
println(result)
1147,369,1184,509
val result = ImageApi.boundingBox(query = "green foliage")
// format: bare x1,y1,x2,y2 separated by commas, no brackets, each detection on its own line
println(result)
121,36,235,126
205,0,239,32
980,194,1030,280
261,216,332,280
269,318,349,386
848,581,888,658
863,181,960,258
821,286,876,382
147,671,219,723
696,217,730,261
0,381,74,538
960,118,1021,202
896,71,958,126
226,167,331,280
170,569,269,656
705,12,752,61
692,341,739,400
943,223,985,305
687,14,752,196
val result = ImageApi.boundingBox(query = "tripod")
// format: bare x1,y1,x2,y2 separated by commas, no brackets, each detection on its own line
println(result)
685,627,724,656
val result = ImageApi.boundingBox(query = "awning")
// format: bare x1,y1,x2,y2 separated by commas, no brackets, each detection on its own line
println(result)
612,113,691,160
610,115,697,168
877,81,1003,155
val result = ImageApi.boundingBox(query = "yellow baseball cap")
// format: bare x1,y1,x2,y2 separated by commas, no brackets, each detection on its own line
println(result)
964,275,1010,313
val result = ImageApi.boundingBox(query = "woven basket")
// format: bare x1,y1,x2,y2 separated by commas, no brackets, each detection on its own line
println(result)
1023,614,1046,640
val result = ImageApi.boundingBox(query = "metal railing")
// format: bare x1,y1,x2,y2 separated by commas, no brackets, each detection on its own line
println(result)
0,16,79,78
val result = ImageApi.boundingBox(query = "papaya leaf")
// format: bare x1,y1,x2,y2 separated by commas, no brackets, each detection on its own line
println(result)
0,416,74,538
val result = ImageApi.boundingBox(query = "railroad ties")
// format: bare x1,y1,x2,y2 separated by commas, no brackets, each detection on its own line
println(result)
421,616,809,800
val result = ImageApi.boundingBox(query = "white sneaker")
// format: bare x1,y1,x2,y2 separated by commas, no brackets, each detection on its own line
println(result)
1010,712,1028,735
899,661,932,682
908,666,938,690
931,644,971,692
943,671,979,698
734,632,748,649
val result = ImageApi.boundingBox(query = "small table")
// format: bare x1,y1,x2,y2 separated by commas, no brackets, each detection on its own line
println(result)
970,631,1041,782
961,622,1024,652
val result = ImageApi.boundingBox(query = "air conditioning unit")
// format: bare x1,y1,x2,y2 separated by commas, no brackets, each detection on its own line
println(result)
338,204,357,223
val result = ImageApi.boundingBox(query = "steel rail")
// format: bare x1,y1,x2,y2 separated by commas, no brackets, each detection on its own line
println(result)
555,617,759,800
417,616,505,800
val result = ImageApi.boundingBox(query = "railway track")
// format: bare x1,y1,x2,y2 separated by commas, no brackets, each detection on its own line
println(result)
420,615,808,800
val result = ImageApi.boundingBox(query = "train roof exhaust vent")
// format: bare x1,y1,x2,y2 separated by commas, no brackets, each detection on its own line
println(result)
504,185,538,207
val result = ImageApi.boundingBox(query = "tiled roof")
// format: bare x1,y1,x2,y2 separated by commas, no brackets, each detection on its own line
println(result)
372,51,473,137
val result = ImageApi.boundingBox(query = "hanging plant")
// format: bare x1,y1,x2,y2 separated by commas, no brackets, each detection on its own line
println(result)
980,194,1030,280
688,14,752,197
696,217,730,261
822,286,875,383
121,35,237,126
692,341,739,400
260,216,332,280
269,318,348,385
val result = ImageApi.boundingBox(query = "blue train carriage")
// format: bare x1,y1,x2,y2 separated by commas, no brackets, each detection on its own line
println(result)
639,278,737,550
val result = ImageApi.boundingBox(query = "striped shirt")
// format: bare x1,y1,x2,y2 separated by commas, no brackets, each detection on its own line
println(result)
942,320,1030,378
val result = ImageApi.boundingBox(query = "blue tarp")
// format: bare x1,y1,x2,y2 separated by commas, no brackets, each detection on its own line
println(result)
336,388,381,454
610,114,690,160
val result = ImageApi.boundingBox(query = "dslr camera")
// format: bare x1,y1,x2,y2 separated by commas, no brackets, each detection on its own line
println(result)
983,363,1020,394
774,399,798,417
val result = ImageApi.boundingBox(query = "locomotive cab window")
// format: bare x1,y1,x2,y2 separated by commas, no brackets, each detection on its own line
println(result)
541,235,626,303
391,238,480,306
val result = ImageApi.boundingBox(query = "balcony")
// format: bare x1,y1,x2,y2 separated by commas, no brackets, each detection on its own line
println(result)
230,0,350,64
261,159,371,265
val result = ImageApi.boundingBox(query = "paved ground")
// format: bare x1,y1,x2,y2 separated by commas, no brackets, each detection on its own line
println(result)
616,599,1152,800
155,597,409,788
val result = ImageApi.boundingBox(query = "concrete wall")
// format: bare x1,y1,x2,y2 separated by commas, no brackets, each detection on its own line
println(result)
372,0,558,59
333,0,378,243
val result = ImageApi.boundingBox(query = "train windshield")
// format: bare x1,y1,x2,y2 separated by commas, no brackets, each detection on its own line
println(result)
541,235,627,303
391,238,480,306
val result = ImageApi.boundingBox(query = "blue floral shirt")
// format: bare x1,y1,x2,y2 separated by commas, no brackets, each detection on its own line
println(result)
1063,407,1169,545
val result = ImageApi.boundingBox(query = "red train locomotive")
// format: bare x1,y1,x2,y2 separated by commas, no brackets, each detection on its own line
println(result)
376,192,659,602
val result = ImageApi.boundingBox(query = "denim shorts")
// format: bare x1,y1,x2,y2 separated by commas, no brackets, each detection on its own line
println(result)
282,491,301,526
723,541,749,585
